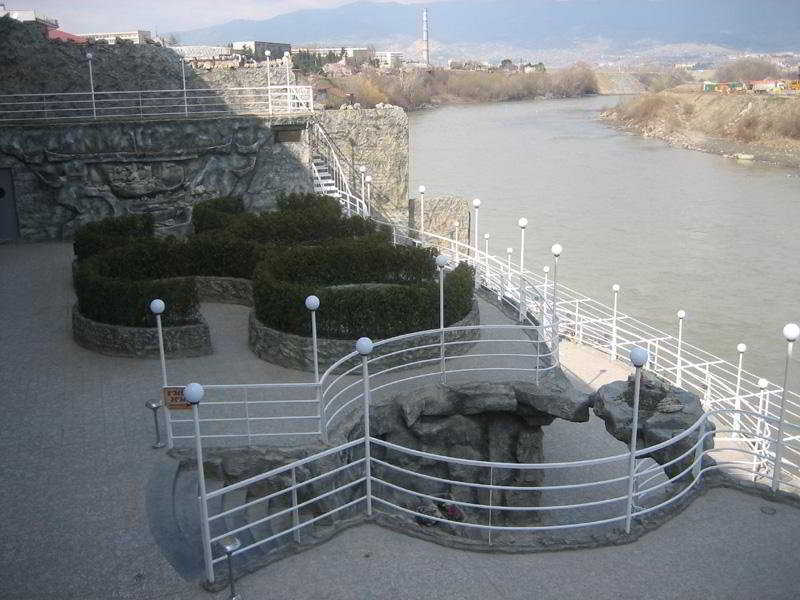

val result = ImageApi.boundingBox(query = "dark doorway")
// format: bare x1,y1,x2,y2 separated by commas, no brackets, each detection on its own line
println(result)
0,168,19,241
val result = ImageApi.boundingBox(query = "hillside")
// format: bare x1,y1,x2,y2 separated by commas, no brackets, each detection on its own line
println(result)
602,92,800,167
175,0,800,54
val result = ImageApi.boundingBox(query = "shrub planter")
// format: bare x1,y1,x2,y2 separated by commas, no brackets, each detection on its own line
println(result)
195,276,254,306
248,300,481,373
72,304,212,358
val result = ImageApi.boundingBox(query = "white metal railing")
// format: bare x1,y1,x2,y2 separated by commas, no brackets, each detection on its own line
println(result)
308,120,370,218
0,86,313,123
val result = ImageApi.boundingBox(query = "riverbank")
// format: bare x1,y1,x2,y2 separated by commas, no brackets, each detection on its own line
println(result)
601,92,800,168
312,65,598,111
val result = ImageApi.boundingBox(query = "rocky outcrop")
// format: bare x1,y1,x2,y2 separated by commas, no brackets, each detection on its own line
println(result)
591,372,714,478
347,372,589,531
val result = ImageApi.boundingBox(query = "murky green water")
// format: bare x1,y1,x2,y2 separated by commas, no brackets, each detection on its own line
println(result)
410,96,800,390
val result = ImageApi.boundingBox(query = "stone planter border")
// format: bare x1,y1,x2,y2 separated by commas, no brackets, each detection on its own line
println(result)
71,303,212,358
249,300,481,373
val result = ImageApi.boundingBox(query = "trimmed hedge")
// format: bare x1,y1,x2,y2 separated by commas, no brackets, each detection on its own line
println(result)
191,197,244,234
254,237,475,340
75,239,199,327
73,214,154,261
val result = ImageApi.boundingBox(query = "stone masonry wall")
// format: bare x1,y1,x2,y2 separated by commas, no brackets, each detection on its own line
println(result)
316,107,409,222
0,115,314,240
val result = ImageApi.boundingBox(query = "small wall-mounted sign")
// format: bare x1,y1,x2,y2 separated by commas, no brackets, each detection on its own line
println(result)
163,386,191,410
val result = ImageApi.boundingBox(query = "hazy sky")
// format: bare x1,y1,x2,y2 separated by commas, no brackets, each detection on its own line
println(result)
15,0,441,34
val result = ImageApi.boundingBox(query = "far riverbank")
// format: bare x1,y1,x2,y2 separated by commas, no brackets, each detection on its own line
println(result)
602,92,800,168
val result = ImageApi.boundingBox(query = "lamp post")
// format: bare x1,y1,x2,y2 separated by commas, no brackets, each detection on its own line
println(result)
365,175,372,215
356,337,374,515
472,198,481,268
734,342,747,438
611,284,620,361
505,247,513,300
284,51,291,112
418,185,426,235
150,298,172,448
360,166,367,202
185,382,214,585
542,265,550,327
550,244,562,353
436,255,448,382
772,323,799,492
86,52,96,118
265,50,272,114
305,295,323,441
220,536,242,600
625,346,649,533
483,233,490,288
755,377,770,482
676,310,686,388
145,400,165,448
517,218,528,322
180,58,188,117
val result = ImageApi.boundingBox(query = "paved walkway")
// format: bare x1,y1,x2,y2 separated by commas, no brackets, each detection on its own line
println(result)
0,242,798,600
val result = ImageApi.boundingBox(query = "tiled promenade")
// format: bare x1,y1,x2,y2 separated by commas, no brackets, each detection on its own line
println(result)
0,242,798,600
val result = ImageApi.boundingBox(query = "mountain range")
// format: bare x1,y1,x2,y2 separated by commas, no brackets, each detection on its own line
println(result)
174,0,800,62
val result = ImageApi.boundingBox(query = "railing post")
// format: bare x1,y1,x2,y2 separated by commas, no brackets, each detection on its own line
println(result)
505,247,513,301
754,377,769,482
291,466,301,542
483,234,490,288
773,323,799,492
284,52,292,113
472,199,481,282
244,388,252,447
517,218,528,322
541,265,549,326
692,418,706,478
437,255,448,382
356,337,374,516
86,52,96,119
573,299,580,339
654,340,660,372
452,221,460,263
418,185,426,235
266,51,273,115
676,310,686,388
365,175,372,216
625,347,648,534
488,466,494,546
703,363,711,409
150,299,172,449
734,343,746,438
181,58,188,117
551,245,562,358
611,284,620,360
306,296,325,442
185,383,214,585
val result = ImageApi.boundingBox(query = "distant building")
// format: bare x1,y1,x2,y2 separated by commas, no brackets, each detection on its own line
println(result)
374,51,403,69
47,29,86,43
79,30,152,44
232,41,291,61
293,47,373,63
1,4,59,35
170,45,232,61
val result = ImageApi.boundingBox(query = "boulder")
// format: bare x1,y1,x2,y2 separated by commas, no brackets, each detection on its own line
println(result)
591,372,714,478
512,370,591,422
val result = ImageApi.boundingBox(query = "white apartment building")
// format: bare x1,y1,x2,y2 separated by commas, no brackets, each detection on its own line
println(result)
79,30,152,44
375,51,404,69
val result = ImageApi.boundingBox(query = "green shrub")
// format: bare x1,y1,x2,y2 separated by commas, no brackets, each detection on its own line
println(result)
73,214,154,260
253,241,474,340
75,239,199,327
192,197,245,234
187,233,266,279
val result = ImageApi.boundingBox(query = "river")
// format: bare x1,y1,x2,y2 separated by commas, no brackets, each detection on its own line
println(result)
409,96,800,391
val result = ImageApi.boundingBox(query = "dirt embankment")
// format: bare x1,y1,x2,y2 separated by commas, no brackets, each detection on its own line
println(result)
602,91,800,168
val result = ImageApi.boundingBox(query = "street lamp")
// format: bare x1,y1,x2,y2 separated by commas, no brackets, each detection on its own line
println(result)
517,218,528,322
472,198,481,266
550,243,562,348
625,346,649,533
773,323,799,492
418,185,426,234
86,51,96,118
436,255,448,382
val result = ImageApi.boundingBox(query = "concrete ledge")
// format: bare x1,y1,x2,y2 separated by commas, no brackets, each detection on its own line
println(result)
195,276,254,306
71,303,212,358
249,300,481,373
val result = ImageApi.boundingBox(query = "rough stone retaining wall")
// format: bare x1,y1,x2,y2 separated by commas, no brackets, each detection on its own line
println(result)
316,108,409,222
195,276,253,306
0,115,314,241
71,303,212,358
248,300,480,373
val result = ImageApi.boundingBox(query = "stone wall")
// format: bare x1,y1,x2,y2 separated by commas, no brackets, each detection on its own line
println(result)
72,304,212,358
408,194,472,247
316,107,409,221
0,115,314,240
248,300,481,374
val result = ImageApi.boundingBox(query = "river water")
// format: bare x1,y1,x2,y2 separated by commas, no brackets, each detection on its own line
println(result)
409,96,800,390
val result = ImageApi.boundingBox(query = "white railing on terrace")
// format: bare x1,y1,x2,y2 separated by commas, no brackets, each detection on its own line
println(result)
0,86,314,123
155,173,800,583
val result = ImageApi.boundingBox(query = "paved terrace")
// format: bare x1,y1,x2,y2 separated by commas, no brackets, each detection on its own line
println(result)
1,242,798,600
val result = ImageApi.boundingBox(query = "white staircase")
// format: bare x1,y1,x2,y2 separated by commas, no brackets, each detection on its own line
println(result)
312,155,341,199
